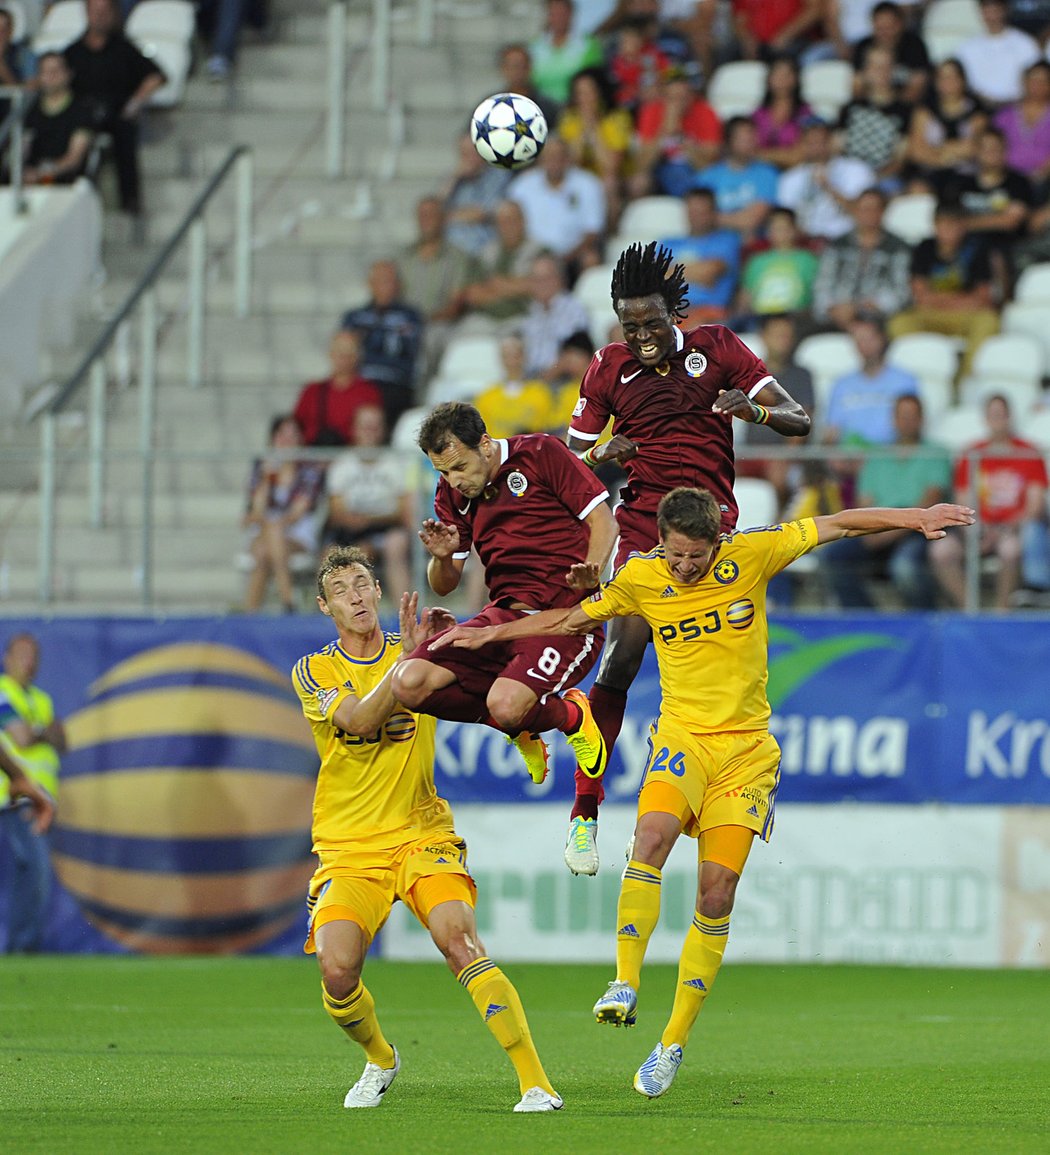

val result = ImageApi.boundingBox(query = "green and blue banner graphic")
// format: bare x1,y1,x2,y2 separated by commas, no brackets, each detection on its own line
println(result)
0,614,1046,955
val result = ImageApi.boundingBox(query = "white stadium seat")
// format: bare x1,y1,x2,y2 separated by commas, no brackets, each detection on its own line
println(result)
922,0,984,62
801,59,854,121
32,0,85,52
958,377,1042,413
888,332,959,412
882,193,935,245
734,477,778,530
617,196,688,243
936,404,986,452
135,37,192,108
125,0,196,43
573,264,619,346
434,334,503,391
962,332,1044,392
794,331,862,412
3,0,28,43
1014,263,1050,305
1001,302,1050,376
391,405,429,453
707,60,768,120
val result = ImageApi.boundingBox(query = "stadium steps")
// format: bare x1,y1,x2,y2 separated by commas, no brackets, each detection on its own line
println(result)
4,0,537,612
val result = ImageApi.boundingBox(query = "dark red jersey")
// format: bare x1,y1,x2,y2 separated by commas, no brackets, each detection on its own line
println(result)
568,324,776,524
434,433,608,610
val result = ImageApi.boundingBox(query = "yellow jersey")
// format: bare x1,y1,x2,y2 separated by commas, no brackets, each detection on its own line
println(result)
581,519,818,733
291,632,452,852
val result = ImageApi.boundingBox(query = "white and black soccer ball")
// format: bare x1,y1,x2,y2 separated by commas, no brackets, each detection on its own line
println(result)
470,92,548,171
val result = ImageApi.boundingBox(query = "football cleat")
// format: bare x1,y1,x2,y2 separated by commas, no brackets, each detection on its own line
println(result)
562,688,607,780
343,1046,400,1108
633,1042,683,1099
513,1086,564,1113
564,816,599,876
509,731,550,784
593,979,637,1027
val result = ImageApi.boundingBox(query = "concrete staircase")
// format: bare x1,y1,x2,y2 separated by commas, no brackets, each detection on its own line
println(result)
0,0,533,612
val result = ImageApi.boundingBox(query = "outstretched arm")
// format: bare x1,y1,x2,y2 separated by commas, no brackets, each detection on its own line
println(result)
567,501,618,590
430,603,597,652
813,503,975,545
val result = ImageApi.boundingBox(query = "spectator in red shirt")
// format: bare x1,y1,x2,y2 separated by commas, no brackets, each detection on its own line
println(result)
732,0,822,60
930,393,1050,608
292,330,384,447
607,16,670,113
630,65,721,198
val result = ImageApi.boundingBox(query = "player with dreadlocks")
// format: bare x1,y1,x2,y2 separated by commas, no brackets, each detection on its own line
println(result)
560,241,811,878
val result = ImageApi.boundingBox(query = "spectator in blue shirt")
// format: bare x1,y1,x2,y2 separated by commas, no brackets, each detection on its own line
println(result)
659,186,741,323
693,116,780,244
340,260,425,434
823,311,919,447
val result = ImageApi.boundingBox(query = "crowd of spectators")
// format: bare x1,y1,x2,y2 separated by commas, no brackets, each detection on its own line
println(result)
243,0,1050,611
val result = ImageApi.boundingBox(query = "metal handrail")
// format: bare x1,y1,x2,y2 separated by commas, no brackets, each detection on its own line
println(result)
37,145,255,607
0,86,38,216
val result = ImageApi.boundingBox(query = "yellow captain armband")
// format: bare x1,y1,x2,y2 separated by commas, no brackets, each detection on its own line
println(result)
581,445,601,467
752,403,770,425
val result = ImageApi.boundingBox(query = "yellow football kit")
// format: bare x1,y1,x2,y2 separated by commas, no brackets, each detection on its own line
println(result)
292,633,474,947
581,518,819,840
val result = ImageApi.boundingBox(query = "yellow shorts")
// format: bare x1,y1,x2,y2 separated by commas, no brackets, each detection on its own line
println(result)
641,718,781,842
303,831,476,953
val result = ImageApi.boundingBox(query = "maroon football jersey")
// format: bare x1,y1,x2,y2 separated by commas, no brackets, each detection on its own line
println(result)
568,324,776,524
434,433,608,609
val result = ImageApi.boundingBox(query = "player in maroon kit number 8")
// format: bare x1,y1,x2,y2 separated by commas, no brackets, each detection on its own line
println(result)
563,241,811,876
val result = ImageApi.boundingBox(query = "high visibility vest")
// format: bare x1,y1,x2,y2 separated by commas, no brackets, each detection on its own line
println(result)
0,674,61,804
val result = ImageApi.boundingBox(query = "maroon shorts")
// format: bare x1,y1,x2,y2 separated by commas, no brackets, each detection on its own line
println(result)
413,604,603,701
614,501,737,569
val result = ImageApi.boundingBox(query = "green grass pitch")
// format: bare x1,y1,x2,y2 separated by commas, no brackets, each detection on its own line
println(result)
2,957,1048,1154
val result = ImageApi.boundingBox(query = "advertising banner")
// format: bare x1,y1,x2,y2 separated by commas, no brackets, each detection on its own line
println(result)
0,614,1046,958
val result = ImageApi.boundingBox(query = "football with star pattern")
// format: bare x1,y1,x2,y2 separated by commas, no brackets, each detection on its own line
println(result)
470,92,548,171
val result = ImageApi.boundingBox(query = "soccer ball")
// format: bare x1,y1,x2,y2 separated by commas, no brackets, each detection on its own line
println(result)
470,92,548,171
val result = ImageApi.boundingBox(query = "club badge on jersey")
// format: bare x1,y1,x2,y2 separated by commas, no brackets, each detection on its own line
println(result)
507,471,529,498
684,352,707,377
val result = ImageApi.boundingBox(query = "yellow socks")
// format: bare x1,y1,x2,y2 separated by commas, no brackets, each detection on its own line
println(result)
322,980,395,1068
616,860,663,989
661,913,730,1048
458,956,554,1095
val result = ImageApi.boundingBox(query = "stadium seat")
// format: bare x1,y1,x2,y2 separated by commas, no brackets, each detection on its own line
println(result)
882,193,935,245
574,264,619,346
1001,302,1050,376
922,0,983,62
617,196,688,243
936,404,985,452
1014,263,1050,305
959,333,1044,402
734,477,778,530
736,331,766,360
3,0,28,43
888,332,959,410
135,37,192,108
427,334,504,403
794,332,861,412
958,377,1042,413
707,60,767,120
125,0,196,43
801,60,854,121
391,406,428,452
32,0,85,52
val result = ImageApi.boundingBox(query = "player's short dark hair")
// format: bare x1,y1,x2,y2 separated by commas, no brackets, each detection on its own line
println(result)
610,241,689,320
316,546,377,599
417,401,487,455
657,487,722,543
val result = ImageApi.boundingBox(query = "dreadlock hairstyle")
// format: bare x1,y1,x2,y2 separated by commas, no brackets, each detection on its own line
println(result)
610,241,690,320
